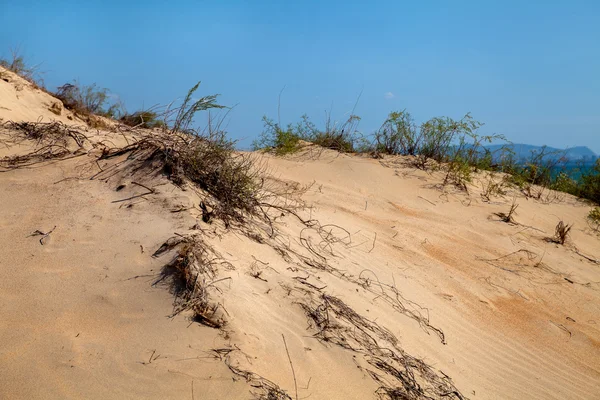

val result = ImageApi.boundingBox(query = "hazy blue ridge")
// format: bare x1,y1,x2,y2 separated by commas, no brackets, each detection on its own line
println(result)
483,144,597,163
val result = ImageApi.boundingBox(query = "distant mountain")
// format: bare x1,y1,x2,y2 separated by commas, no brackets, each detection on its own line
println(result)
482,144,598,165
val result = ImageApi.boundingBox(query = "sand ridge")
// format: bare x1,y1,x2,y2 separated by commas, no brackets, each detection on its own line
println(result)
1,67,600,399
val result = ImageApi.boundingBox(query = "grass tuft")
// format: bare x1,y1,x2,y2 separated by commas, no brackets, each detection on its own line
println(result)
552,221,573,245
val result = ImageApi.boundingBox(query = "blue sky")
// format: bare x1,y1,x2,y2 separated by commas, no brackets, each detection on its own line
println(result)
1,0,599,152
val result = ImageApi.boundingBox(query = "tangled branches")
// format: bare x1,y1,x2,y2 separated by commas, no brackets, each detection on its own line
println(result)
275,215,446,343
0,120,89,168
298,293,463,400
152,234,233,328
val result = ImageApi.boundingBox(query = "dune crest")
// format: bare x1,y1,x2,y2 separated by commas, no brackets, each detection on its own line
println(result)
1,67,599,399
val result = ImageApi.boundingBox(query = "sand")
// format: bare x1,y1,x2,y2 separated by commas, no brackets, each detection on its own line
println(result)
1,66,599,399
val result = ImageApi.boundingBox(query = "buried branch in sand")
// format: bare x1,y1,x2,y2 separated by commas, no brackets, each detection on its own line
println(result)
298,293,464,399
152,233,233,328
0,120,89,168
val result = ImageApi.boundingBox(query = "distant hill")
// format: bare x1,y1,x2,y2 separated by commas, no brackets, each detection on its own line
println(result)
482,144,598,165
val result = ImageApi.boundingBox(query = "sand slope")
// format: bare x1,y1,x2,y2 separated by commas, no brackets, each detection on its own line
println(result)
0,68,80,125
1,67,599,399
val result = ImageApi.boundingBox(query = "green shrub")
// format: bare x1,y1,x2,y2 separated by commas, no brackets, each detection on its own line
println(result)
512,147,566,187
254,113,361,154
304,113,360,153
253,116,301,155
374,110,420,155
579,160,600,204
436,115,504,190
551,172,579,195
443,155,473,190
161,83,259,223
120,110,165,129
373,111,499,177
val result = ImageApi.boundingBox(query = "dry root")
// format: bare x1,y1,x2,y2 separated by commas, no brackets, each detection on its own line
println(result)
299,293,464,400
0,120,89,168
152,234,232,328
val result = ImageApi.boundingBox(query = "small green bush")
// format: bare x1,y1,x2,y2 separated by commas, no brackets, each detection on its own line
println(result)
418,115,476,162
253,116,301,155
374,110,420,155
120,110,165,129
254,113,360,154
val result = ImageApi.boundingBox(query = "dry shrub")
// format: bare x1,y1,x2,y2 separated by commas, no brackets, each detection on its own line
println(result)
55,82,105,115
226,361,292,400
521,183,565,204
152,234,232,328
0,47,44,88
54,81,123,122
99,82,295,228
494,199,519,224
480,173,508,202
102,131,266,227
0,120,88,168
552,221,573,245
176,135,261,217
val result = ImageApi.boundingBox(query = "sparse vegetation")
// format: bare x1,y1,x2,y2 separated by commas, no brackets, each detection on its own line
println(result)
0,47,44,87
253,116,302,155
565,159,600,205
310,112,361,153
255,102,600,204
254,111,361,154
374,110,419,155
371,110,512,191
480,172,508,202
54,81,115,117
373,111,488,164
352,106,600,204
588,207,600,233
494,199,519,224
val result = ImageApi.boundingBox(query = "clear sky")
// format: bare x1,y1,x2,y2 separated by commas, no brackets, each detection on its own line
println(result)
1,0,599,152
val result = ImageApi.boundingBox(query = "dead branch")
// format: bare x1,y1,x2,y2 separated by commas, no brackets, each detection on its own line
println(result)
28,225,56,245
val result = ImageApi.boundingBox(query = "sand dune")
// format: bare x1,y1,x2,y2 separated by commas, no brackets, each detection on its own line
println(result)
1,66,599,399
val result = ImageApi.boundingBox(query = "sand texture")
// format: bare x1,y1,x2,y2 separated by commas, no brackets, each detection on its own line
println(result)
1,66,599,399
